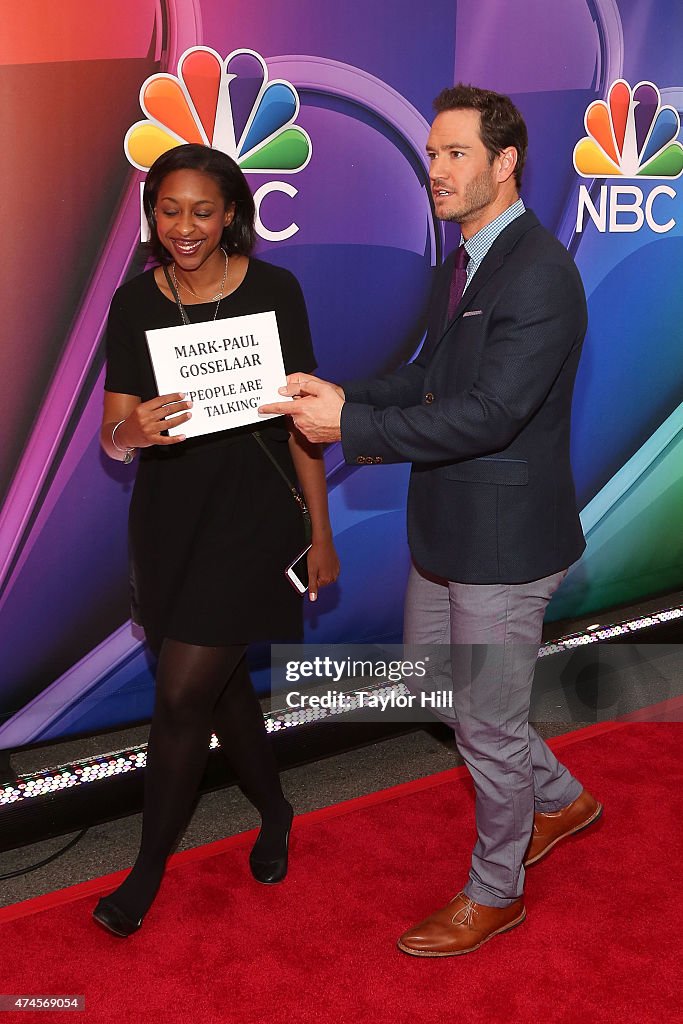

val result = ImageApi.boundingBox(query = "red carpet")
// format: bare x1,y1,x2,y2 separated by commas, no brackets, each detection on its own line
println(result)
0,722,680,1024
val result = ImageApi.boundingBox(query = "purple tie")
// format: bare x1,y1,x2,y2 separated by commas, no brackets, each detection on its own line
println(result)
447,243,470,321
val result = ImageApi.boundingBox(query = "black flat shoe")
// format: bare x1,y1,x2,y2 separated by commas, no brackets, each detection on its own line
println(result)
92,896,143,938
249,804,293,885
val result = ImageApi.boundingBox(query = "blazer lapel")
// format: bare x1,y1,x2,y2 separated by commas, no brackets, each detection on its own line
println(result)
428,209,541,360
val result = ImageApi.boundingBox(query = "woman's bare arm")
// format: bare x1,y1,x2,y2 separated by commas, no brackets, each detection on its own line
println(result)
287,426,340,600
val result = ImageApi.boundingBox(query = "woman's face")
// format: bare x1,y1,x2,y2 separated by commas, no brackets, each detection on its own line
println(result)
154,169,234,271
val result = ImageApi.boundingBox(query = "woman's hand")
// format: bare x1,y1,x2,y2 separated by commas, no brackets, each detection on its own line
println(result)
306,535,340,602
115,393,193,449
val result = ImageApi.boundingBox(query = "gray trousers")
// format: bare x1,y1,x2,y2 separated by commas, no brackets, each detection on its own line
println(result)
404,562,582,907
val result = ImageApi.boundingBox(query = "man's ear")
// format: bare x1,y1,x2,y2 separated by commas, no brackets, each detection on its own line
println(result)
497,147,518,184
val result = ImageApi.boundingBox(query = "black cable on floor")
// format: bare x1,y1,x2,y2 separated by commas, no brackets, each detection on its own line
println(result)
0,829,90,880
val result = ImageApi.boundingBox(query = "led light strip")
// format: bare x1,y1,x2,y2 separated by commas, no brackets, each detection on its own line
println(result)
0,751,148,807
3,600,682,808
538,604,683,656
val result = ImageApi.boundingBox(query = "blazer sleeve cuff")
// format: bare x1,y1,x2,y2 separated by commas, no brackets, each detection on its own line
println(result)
341,379,369,404
341,402,401,466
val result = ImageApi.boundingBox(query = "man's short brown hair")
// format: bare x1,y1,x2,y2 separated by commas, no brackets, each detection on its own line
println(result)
433,84,528,188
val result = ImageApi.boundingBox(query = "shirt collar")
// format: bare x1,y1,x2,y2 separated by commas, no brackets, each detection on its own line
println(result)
461,198,526,267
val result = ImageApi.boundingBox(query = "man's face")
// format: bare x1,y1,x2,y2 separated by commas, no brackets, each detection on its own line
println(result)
426,108,501,231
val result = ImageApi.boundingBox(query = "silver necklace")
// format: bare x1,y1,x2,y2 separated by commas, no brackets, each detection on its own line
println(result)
171,249,229,322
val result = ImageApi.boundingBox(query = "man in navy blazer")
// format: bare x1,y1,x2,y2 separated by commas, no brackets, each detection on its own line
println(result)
261,84,602,957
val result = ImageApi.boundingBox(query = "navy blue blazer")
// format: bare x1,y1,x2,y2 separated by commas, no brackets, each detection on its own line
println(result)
340,209,587,584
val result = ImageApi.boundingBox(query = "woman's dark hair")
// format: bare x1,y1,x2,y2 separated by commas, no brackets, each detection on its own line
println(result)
142,143,256,262
433,84,528,189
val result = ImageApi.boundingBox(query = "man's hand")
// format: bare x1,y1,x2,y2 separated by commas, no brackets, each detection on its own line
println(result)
259,374,344,443
277,373,346,401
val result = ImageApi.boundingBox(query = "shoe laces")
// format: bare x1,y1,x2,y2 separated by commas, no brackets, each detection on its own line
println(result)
451,895,477,927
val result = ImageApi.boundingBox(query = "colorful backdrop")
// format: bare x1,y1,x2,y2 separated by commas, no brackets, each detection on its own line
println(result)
1,0,682,747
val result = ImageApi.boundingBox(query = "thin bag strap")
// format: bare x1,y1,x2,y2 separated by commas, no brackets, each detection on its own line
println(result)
253,432,311,543
163,264,189,324
252,431,308,512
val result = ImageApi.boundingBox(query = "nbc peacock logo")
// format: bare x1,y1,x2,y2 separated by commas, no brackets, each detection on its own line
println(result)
573,79,683,179
574,80,683,234
125,46,311,172
125,47,312,241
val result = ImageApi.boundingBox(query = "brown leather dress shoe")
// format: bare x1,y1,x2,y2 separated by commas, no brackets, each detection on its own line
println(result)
525,788,603,866
397,892,525,957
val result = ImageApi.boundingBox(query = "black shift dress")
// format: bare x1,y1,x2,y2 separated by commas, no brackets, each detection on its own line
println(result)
104,258,316,647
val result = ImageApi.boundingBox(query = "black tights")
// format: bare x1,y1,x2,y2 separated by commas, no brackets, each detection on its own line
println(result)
108,639,291,922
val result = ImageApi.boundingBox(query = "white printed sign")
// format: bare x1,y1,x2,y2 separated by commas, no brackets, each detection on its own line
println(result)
145,311,289,438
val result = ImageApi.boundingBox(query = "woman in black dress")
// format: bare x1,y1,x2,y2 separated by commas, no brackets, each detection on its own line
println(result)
93,144,339,937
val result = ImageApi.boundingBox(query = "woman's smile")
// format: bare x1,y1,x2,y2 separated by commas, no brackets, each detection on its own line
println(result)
169,238,205,258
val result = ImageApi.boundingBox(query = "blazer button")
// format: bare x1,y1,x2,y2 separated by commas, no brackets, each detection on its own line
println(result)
425,392,434,404
356,455,367,464
373,456,383,464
